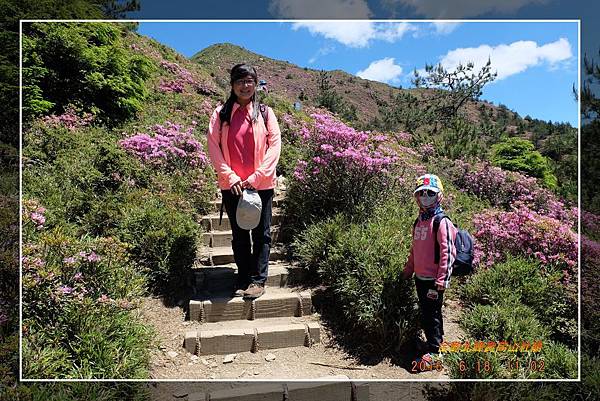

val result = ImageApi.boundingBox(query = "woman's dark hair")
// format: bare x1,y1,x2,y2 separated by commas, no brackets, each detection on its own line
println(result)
219,63,259,128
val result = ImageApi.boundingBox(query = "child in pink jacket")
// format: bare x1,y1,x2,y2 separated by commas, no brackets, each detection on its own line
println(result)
402,174,457,369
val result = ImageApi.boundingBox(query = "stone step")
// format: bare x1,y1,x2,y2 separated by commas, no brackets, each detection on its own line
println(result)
187,378,369,401
198,246,286,266
183,316,320,356
193,262,307,294
189,287,312,323
201,208,283,232
201,225,283,247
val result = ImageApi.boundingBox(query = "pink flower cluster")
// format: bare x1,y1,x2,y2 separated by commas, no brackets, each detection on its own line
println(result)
23,199,46,230
420,143,435,160
119,121,208,170
199,99,214,116
42,107,94,130
62,251,101,265
159,60,199,94
449,159,577,226
582,210,600,234
472,205,577,281
395,131,412,143
159,80,186,93
582,236,600,315
293,113,398,182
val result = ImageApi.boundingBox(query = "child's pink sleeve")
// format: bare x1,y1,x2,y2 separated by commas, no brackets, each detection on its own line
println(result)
436,218,456,289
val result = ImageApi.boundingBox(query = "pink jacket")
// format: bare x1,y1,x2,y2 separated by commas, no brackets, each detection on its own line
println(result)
403,215,458,289
207,102,281,190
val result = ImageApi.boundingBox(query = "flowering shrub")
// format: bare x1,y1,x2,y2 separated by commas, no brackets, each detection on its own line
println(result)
22,199,46,231
420,142,435,161
158,79,186,93
21,232,150,378
395,131,412,143
286,113,398,225
42,107,94,130
119,121,208,170
582,210,600,238
157,60,214,95
582,236,600,305
472,205,577,281
448,159,577,227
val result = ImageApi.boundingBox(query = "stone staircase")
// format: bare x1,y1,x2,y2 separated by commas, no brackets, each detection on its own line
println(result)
183,195,321,357
185,379,370,401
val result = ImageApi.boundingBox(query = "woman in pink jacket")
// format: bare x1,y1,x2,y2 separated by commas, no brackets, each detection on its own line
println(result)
207,63,281,299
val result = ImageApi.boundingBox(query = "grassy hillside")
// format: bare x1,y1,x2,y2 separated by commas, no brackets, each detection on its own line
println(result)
193,43,545,129
193,43,577,200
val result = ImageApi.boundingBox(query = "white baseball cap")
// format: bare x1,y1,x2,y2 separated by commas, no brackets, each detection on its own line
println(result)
236,189,262,230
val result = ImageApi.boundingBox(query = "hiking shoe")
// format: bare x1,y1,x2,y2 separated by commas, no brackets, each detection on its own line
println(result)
243,283,265,299
414,353,442,372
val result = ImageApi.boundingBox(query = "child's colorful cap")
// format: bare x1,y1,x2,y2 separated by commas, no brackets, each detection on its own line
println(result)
414,174,444,194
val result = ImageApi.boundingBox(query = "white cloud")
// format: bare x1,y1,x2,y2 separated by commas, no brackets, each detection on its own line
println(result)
308,45,335,64
384,0,549,18
437,38,572,81
291,21,416,48
269,0,371,19
292,21,376,48
357,58,403,83
431,22,461,35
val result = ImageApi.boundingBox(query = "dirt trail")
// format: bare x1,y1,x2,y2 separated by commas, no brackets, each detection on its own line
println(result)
137,288,466,380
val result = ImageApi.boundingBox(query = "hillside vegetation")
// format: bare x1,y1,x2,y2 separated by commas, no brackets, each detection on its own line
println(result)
11,21,595,391
195,43,577,200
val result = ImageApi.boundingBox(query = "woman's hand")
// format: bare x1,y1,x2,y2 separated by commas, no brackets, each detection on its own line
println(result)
241,180,255,190
231,181,243,196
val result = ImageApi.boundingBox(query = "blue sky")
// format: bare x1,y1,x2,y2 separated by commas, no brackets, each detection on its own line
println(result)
139,21,579,126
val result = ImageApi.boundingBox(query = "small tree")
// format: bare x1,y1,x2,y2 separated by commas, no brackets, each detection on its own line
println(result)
580,49,600,119
316,70,342,111
412,59,497,129
315,70,356,123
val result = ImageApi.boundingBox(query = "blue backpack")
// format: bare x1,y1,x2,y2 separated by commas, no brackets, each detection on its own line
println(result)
415,213,474,276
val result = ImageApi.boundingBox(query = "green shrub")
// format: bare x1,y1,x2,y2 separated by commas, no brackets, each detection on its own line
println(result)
118,192,198,295
525,341,577,379
23,301,152,379
293,198,420,348
461,257,577,347
428,356,592,396
22,22,153,124
14,383,150,401
443,349,506,379
461,303,549,343
21,227,150,379
443,339,577,379
491,137,557,189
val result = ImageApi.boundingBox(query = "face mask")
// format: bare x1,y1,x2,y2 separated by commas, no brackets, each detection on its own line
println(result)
418,193,438,208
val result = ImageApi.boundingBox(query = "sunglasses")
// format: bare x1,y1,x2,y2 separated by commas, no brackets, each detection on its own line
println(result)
416,189,437,197
234,78,256,86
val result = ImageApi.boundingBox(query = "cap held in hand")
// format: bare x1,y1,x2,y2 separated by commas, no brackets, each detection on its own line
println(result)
236,189,262,230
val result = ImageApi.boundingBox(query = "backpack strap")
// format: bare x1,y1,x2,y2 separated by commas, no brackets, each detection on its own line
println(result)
433,213,450,264
259,103,269,126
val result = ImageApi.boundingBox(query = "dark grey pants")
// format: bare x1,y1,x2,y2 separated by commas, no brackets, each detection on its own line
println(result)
221,189,274,288
415,277,445,353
